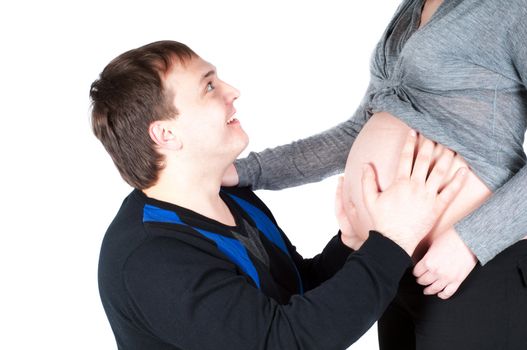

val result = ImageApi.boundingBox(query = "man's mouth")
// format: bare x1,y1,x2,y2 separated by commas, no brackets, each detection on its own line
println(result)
226,109,239,125
226,116,239,125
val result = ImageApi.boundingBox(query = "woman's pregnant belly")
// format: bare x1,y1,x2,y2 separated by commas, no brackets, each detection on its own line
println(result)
343,112,493,255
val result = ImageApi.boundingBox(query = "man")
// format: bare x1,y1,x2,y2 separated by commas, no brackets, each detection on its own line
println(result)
91,40,466,349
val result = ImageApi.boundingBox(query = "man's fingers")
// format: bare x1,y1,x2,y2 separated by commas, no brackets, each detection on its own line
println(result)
335,177,346,216
361,163,379,212
426,148,455,193
335,177,344,204
434,167,468,214
395,130,418,180
336,176,356,219
335,176,351,217
411,137,435,183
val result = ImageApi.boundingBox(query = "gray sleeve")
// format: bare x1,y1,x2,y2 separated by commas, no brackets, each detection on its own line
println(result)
455,13,527,265
455,165,527,265
235,83,373,190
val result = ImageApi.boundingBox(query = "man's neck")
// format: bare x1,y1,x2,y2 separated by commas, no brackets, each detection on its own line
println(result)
143,163,235,226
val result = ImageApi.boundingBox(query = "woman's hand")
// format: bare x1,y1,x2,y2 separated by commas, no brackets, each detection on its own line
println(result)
335,176,365,250
413,227,477,299
361,130,468,256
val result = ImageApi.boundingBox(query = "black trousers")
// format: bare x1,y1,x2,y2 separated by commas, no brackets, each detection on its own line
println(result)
378,240,527,350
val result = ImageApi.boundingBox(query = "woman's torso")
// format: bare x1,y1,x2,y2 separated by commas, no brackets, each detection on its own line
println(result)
364,0,527,192
341,0,527,254
343,112,493,254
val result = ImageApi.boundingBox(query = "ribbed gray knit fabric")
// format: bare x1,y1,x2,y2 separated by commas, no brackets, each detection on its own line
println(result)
235,0,527,264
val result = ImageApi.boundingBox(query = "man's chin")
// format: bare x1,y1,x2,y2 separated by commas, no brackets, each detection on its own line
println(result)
234,137,249,158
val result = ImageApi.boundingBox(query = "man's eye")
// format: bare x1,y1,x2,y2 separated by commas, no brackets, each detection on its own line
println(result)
206,82,215,92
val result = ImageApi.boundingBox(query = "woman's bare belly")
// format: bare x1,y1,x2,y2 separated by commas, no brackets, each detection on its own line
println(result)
343,112,493,255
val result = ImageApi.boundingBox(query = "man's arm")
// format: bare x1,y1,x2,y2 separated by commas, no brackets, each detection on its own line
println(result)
124,131,464,349
124,232,410,350
283,231,354,291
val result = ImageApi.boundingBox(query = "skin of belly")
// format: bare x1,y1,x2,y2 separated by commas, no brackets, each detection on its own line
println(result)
343,112,493,255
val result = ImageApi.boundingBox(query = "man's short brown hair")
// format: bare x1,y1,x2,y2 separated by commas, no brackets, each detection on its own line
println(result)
90,40,196,189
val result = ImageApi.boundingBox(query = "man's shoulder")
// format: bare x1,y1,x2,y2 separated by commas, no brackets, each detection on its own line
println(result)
104,190,148,239
100,189,231,267
98,190,150,267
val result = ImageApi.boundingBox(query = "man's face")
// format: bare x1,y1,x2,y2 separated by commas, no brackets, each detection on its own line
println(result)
165,56,249,160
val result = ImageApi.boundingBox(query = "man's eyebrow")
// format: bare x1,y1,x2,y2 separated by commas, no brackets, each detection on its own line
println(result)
200,69,216,82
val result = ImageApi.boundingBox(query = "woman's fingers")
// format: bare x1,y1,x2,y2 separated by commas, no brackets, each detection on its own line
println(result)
416,271,436,286
423,280,448,295
437,283,460,300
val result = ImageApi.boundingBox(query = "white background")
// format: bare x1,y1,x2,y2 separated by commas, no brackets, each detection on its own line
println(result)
1,1,525,349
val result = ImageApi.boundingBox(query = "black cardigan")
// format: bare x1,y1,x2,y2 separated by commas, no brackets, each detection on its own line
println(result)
98,186,411,349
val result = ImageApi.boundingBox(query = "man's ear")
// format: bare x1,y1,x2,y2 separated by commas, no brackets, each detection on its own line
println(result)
148,120,182,151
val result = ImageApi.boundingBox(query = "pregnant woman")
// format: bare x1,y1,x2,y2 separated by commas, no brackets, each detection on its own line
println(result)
226,0,527,348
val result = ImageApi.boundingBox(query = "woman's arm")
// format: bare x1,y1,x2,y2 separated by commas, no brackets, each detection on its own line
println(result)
235,83,374,190
413,163,527,298
454,13,527,265
455,166,527,264
413,12,527,299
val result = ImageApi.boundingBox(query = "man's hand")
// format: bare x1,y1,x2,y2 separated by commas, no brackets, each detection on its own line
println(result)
335,176,365,250
222,163,239,186
362,130,467,255
413,227,477,299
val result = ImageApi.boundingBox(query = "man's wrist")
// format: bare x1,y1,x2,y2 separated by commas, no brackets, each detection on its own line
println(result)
373,229,418,257
354,231,413,275
340,232,365,251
